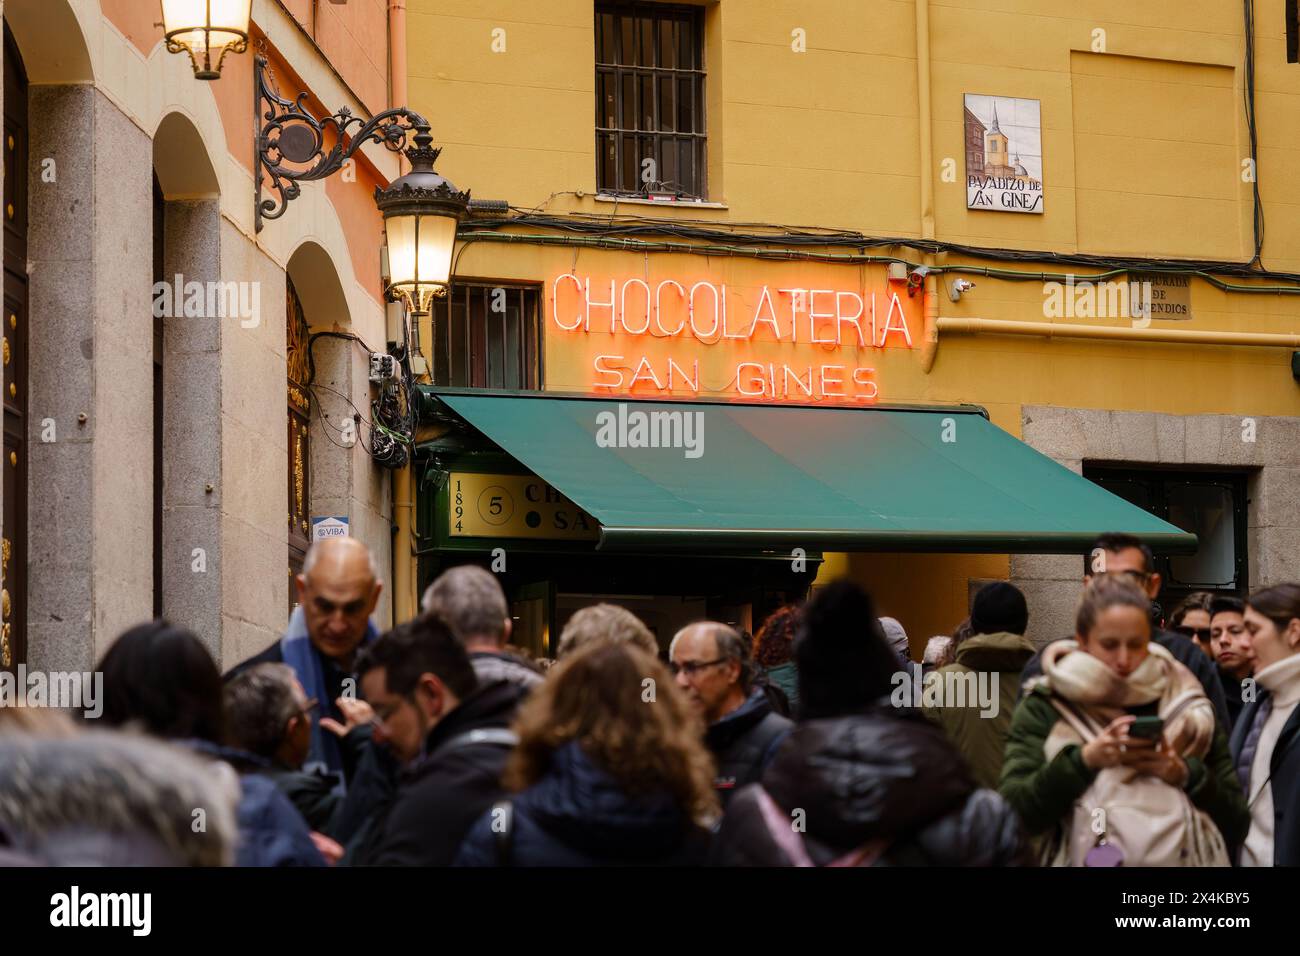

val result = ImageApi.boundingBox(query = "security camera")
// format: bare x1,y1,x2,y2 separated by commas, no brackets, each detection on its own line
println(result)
906,265,931,298
949,278,976,302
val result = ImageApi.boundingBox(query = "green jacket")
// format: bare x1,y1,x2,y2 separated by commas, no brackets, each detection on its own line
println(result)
763,661,800,713
922,631,1035,790
999,686,1250,851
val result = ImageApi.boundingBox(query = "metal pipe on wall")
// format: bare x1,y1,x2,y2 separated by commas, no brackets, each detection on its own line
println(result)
933,316,1300,348
389,0,416,627
914,0,941,370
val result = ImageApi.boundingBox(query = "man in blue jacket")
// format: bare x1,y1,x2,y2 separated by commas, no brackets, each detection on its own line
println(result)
225,537,382,780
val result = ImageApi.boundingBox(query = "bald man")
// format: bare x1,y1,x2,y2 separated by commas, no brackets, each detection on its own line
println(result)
225,538,384,778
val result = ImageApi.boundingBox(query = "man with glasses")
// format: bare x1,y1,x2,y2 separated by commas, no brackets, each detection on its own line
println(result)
1018,532,1231,728
354,613,523,866
670,621,791,807
1211,595,1255,730
224,663,342,835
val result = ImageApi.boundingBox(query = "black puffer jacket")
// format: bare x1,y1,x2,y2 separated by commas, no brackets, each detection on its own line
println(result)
368,680,525,866
706,689,791,806
711,705,1026,866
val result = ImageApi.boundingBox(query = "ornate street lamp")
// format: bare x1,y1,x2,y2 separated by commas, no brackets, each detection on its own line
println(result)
374,131,470,329
160,0,252,80
254,54,469,358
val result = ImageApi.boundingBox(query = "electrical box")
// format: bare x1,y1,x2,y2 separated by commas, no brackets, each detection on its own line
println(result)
385,301,403,346
369,352,397,384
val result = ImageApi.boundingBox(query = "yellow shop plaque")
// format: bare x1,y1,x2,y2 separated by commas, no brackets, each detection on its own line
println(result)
449,473,599,541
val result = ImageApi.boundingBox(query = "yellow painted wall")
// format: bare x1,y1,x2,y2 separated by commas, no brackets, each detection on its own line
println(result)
406,1,1300,642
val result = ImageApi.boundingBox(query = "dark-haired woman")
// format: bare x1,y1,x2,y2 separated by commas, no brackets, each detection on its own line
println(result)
1169,591,1215,660
98,621,325,866
711,580,1025,866
1236,583,1300,866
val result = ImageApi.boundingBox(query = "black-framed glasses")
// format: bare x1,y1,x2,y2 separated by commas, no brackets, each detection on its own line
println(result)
670,658,727,678
301,697,320,718
1174,625,1212,643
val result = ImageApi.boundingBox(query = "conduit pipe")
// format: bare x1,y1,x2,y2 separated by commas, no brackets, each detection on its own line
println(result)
921,317,1300,372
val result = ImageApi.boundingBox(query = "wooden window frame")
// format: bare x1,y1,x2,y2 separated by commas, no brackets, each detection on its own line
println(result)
1083,465,1250,605
431,281,543,391
595,2,707,200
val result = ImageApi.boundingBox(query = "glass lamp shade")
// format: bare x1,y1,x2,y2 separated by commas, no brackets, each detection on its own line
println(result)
161,0,252,79
383,212,458,314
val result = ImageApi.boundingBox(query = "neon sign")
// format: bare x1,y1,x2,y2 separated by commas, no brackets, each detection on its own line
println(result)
548,272,918,403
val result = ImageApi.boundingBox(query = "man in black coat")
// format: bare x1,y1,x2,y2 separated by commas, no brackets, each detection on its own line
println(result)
670,622,791,807
1210,595,1255,730
354,613,524,866
1018,533,1230,728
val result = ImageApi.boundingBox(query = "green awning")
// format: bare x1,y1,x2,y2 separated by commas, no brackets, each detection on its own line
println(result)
423,391,1196,555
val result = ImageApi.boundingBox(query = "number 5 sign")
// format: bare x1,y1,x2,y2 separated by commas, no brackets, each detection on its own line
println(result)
448,472,598,541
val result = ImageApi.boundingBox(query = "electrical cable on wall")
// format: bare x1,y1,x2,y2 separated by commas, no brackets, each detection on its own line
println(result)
448,2,1276,291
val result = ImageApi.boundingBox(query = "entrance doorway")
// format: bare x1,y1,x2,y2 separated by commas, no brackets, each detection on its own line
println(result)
555,593,709,656
461,551,818,661
2,25,28,670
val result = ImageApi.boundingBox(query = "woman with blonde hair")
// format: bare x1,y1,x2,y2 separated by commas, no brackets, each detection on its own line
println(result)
1001,575,1248,866
555,602,659,659
455,641,718,865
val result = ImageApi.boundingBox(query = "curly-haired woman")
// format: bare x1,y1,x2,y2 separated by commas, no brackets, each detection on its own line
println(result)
754,604,802,714
454,640,719,866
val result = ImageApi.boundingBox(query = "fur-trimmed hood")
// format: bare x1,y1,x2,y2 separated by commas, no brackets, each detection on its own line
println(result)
0,728,240,866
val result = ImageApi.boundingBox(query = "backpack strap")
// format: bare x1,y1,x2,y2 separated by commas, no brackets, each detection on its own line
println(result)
754,787,815,866
1047,696,1104,743
428,727,520,760
828,838,891,868
1161,688,1206,726
754,787,890,867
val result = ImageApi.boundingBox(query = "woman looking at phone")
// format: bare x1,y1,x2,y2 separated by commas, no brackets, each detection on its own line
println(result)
1000,575,1248,866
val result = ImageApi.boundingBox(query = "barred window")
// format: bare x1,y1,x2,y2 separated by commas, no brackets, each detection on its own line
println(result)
1084,466,1248,604
595,2,706,199
430,283,542,390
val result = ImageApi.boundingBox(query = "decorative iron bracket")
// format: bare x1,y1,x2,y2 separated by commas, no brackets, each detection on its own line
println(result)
254,53,430,231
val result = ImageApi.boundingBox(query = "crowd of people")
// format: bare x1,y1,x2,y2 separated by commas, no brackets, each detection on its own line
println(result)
1,531,1297,868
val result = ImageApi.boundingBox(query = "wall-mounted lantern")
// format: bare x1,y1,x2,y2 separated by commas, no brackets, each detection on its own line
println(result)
254,54,470,360
160,0,252,80
374,131,470,325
